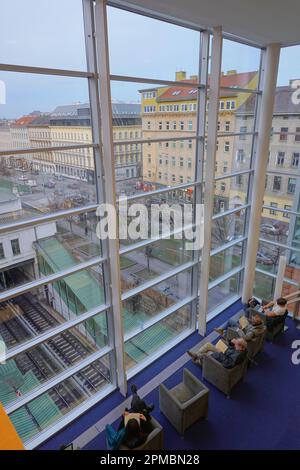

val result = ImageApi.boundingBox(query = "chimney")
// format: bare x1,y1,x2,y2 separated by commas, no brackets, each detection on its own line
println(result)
189,75,198,81
175,71,186,81
227,70,237,75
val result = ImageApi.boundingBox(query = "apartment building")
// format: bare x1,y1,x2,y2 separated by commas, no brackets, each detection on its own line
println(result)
140,70,258,207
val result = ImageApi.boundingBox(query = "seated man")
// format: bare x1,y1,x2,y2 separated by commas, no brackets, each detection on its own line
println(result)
187,337,247,369
214,313,265,341
262,296,288,331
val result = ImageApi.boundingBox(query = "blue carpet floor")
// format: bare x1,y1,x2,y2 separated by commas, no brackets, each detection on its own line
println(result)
40,300,300,450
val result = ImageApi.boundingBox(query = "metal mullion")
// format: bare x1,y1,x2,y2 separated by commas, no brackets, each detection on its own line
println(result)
119,181,201,203
0,203,98,235
267,169,300,178
110,73,203,88
216,131,256,138
255,267,299,286
119,222,195,255
6,345,112,415
121,260,196,302
0,62,94,78
191,30,209,331
212,203,250,220
94,0,127,395
124,295,196,342
262,205,300,216
25,383,116,449
5,302,109,361
0,143,97,157
259,237,300,254
198,26,223,335
0,255,105,303
210,236,247,256
208,265,244,290
240,48,265,292
114,135,200,146
219,85,261,94
83,0,118,391
214,169,253,181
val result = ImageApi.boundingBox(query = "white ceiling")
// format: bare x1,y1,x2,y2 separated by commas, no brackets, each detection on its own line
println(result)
111,0,300,47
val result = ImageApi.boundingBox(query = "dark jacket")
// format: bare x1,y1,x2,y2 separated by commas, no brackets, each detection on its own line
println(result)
212,344,247,369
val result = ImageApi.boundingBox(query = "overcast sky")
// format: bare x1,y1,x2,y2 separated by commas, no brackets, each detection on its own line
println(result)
0,0,300,118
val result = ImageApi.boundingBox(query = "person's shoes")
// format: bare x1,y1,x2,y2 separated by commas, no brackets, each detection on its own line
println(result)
214,327,224,336
187,350,198,361
130,384,138,394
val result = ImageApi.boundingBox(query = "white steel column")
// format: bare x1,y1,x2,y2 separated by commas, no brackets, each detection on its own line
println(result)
191,31,209,331
242,44,280,303
89,0,127,395
198,27,223,335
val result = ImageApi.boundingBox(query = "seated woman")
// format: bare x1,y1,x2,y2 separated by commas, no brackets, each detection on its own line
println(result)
106,411,148,450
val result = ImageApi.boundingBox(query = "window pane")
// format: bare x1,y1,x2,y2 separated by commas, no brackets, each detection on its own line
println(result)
108,7,199,80
122,269,192,336
0,0,86,70
120,236,193,293
0,211,101,294
0,267,105,351
125,305,192,370
214,174,250,215
208,272,240,313
210,243,243,282
0,311,108,407
211,210,246,249
221,39,260,77
8,355,112,444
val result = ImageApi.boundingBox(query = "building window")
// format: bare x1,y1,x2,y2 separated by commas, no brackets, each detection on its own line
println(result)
236,175,243,186
166,121,170,130
179,176,184,183
239,126,247,140
226,101,231,110
0,243,4,259
277,152,285,166
224,141,230,152
158,121,162,130
292,153,300,167
188,140,192,149
172,174,176,182
179,158,184,167
219,101,224,110
283,205,291,218
225,121,230,132
279,127,288,141
236,149,245,163
270,202,278,215
187,159,192,169
180,121,184,131
273,176,282,191
173,121,176,130
147,121,151,130
295,127,300,142
188,120,193,131
220,182,226,192
223,161,228,173
288,177,296,194
11,238,21,256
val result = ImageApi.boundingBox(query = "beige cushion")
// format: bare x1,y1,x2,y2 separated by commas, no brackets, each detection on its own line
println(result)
170,383,194,403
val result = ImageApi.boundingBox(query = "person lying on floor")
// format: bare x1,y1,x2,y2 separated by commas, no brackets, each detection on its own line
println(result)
214,313,265,341
187,337,247,369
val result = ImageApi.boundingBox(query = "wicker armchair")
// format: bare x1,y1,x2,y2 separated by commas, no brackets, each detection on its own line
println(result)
159,368,209,436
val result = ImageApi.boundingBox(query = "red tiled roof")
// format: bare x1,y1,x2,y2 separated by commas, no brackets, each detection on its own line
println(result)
12,116,39,126
157,71,257,102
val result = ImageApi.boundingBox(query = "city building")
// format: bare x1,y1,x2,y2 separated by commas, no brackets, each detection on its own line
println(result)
0,0,300,454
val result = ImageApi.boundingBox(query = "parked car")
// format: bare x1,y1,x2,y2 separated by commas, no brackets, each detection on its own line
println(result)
25,179,37,188
256,251,273,265
67,182,79,189
260,223,280,235
43,180,56,188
